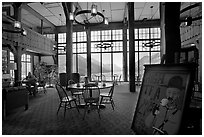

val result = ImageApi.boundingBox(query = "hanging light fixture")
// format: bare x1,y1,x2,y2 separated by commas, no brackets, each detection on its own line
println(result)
91,4,97,16
69,12,74,21
74,3,108,27
104,17,109,25
95,42,112,50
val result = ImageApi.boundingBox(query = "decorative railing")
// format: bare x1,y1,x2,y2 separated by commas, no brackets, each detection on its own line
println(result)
2,14,56,55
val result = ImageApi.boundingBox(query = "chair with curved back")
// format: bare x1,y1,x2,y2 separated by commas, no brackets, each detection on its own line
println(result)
71,73,80,83
100,81,116,110
55,83,79,117
82,83,101,120
67,79,83,105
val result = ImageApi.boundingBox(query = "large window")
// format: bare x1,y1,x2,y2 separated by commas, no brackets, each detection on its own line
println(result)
90,29,123,81
135,27,161,79
57,27,160,82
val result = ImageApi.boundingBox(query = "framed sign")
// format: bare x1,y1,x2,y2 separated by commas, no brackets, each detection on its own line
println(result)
131,64,196,135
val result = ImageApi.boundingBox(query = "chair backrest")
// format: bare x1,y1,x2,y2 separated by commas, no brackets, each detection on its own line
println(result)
91,74,98,82
71,73,80,83
68,79,76,85
59,73,67,87
55,83,69,101
108,82,116,97
83,83,100,103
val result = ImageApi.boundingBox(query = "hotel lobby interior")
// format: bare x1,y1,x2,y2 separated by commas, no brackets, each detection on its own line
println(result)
2,2,202,135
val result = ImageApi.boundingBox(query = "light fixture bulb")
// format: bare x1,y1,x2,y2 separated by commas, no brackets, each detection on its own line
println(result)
104,17,109,25
91,4,97,16
14,21,21,29
69,12,74,21
22,28,27,36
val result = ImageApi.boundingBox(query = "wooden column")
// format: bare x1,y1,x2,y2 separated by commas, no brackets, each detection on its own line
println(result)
162,2,181,64
123,23,128,82
40,19,43,35
128,2,135,92
86,27,91,81
62,2,73,85
12,2,22,85
55,31,59,68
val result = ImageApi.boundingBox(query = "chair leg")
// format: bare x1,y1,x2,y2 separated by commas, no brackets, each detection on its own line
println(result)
100,96,103,104
78,95,81,105
64,102,67,117
57,102,62,115
97,103,101,119
43,86,46,94
74,100,80,113
111,100,115,110
83,103,88,120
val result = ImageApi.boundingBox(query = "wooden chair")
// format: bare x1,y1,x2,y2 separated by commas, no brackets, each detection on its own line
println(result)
68,79,83,105
82,83,101,120
100,81,116,110
55,83,79,117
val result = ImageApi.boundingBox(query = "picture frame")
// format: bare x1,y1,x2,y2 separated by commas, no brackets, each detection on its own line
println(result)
131,64,196,135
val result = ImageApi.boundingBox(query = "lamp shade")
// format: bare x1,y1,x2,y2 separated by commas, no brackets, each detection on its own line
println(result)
14,21,21,29
69,12,74,21
8,63,17,70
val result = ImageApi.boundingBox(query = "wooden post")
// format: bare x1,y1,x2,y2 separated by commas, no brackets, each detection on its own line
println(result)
162,2,181,64
62,2,73,85
86,27,91,81
123,22,128,82
128,2,135,92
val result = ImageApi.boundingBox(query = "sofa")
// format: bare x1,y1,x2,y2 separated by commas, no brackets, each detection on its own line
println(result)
2,86,29,119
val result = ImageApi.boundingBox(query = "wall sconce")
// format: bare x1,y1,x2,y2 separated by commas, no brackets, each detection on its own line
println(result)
22,28,27,36
14,21,21,29
3,20,27,36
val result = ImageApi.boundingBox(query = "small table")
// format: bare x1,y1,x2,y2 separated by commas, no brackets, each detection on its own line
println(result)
67,82,113,108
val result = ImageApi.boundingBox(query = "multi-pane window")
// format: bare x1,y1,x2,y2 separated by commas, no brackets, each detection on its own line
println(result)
58,44,66,54
101,30,111,41
139,28,149,39
44,34,55,41
9,52,14,79
112,30,123,40
150,28,160,39
91,31,100,41
58,33,66,43
21,54,31,79
134,27,161,78
57,27,160,82
77,32,87,42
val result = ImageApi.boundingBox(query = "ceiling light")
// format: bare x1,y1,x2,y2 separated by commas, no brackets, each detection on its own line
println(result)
104,18,109,25
74,3,106,27
91,4,97,16
69,12,74,21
